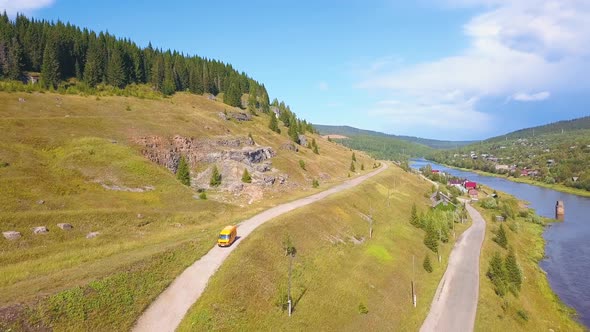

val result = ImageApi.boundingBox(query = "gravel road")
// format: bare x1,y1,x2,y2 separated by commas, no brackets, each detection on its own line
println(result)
133,163,388,332
419,202,486,332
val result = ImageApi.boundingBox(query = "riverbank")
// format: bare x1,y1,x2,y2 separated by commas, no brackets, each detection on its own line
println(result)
473,185,583,331
433,162,590,198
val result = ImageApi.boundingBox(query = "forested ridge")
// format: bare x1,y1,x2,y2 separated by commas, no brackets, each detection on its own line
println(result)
0,13,273,108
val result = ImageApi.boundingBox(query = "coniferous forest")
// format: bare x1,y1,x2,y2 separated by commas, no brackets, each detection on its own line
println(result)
0,13,273,108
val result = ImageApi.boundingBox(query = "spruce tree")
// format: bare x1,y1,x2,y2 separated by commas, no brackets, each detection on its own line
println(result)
224,81,241,107
7,37,23,80
352,152,357,162
410,204,420,228
350,161,356,172
423,254,433,273
312,138,319,154
505,248,522,291
487,252,507,296
241,168,252,183
210,165,222,187
494,224,508,249
107,45,126,88
269,113,280,133
84,42,103,87
176,156,190,186
40,39,60,89
424,224,439,253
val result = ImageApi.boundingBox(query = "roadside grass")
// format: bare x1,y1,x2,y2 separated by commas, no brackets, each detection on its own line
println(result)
473,187,584,331
178,165,470,331
0,91,376,329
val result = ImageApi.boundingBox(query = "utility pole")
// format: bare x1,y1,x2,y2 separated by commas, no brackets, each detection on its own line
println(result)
284,236,297,317
412,255,417,308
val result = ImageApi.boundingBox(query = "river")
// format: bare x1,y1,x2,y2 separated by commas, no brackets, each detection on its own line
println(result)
410,159,590,327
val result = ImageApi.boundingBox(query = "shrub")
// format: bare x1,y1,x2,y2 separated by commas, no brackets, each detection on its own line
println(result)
358,303,368,314
517,309,529,321
312,179,319,188
423,254,433,273
481,197,498,209
361,164,365,171
198,192,207,200
299,159,306,170
350,161,355,172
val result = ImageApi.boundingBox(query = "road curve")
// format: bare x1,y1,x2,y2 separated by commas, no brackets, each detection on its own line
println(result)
419,202,486,332
133,163,389,332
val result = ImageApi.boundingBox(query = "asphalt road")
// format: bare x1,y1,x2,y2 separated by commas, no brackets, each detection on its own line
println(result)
419,202,486,332
133,163,388,332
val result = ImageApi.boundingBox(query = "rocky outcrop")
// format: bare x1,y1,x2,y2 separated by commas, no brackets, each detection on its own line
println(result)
280,142,298,152
135,135,272,173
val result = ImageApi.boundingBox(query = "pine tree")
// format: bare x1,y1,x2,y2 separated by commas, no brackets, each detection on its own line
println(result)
288,115,299,144
352,152,356,162
410,204,420,227
350,161,356,172
424,224,439,253
241,168,252,183
487,252,507,296
494,224,508,249
40,39,60,89
107,45,126,88
311,138,319,154
84,41,103,87
224,81,241,107
210,165,222,187
505,248,522,291
7,37,23,80
269,113,280,133
176,156,190,186
423,254,433,273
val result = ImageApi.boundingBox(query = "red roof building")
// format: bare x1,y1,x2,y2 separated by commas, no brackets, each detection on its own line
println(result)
464,181,477,190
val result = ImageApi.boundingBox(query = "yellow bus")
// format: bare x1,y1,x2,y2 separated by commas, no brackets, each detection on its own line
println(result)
218,225,237,247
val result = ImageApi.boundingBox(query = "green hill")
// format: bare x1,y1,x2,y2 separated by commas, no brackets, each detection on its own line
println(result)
315,124,475,149
431,116,590,193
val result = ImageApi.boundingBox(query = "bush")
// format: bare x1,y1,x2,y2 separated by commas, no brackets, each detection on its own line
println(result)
299,159,306,170
481,197,498,209
176,156,190,186
198,192,207,200
312,179,319,188
517,309,529,321
423,254,433,273
358,303,368,314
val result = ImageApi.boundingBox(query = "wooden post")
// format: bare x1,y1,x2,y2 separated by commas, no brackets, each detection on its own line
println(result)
288,254,293,317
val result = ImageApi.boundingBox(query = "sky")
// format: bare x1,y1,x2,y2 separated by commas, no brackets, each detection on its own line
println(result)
2,0,590,140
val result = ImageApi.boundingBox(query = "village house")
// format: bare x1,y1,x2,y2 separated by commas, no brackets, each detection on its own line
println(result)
464,181,477,190
25,72,41,84
468,189,479,201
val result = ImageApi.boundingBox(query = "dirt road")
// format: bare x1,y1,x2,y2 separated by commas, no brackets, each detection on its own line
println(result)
419,203,486,332
133,163,388,332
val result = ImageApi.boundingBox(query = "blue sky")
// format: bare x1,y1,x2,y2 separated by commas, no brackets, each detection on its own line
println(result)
3,0,590,140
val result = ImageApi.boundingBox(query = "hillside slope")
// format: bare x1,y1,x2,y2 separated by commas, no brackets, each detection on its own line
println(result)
431,116,590,193
0,91,376,330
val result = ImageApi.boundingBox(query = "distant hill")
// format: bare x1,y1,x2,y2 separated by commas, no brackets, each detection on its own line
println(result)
314,124,476,149
486,116,590,142
431,116,590,192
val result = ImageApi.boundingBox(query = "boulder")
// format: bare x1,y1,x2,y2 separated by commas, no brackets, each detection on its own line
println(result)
86,232,100,239
3,231,21,240
37,200,45,205
57,223,73,230
280,142,298,152
298,134,307,147
32,226,49,234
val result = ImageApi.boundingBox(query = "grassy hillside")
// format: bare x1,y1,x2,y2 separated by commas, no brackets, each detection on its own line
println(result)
473,188,583,331
431,117,590,192
0,91,377,330
315,124,475,150
178,165,471,331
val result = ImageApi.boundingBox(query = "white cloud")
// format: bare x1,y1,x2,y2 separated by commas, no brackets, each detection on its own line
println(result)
511,91,550,102
0,0,54,16
357,0,590,135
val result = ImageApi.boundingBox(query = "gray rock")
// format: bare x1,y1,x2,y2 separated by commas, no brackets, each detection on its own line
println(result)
86,232,100,239
3,231,21,240
37,200,45,205
263,176,276,186
255,162,272,173
57,223,73,230
280,142,298,152
278,174,289,184
298,134,307,147
32,226,49,234
218,112,228,120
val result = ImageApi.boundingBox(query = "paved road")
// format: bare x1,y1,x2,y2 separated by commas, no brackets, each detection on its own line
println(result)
420,202,486,332
133,164,388,332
